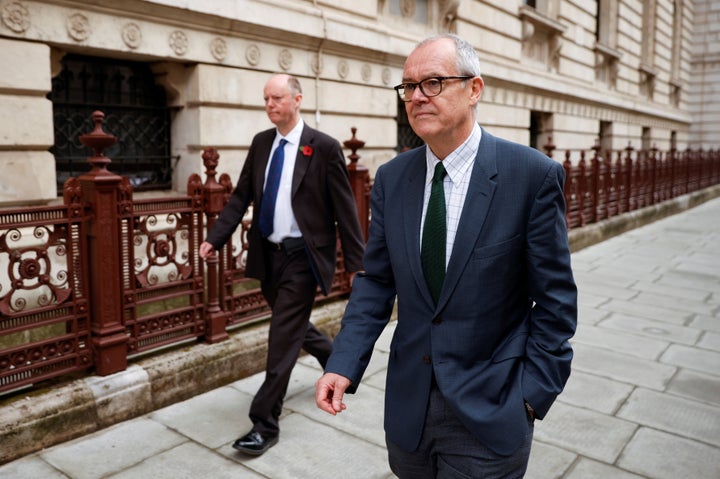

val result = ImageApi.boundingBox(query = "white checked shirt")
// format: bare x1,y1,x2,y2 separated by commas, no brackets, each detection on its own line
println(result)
420,123,482,269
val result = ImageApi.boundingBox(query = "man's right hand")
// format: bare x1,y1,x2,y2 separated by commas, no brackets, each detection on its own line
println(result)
199,241,216,259
315,373,352,415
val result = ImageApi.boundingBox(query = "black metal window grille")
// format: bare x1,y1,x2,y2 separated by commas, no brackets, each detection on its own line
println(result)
49,54,172,193
396,98,424,153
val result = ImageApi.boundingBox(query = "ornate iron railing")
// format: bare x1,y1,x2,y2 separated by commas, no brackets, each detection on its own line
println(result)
1,112,718,395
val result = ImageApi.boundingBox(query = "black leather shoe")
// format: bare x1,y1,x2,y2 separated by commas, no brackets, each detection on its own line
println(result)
232,431,278,456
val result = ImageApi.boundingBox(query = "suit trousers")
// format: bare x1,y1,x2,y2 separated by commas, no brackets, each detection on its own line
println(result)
249,242,333,436
386,384,533,479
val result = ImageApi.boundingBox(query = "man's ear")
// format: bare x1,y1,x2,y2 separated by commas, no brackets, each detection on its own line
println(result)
470,76,484,104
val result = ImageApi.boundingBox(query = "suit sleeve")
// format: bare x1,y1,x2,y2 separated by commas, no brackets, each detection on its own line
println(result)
204,144,256,250
522,161,578,418
326,140,365,273
325,165,396,392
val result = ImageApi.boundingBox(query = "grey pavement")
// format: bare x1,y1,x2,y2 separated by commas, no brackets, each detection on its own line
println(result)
1,197,719,478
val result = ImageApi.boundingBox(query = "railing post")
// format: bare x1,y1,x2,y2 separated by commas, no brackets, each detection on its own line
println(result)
344,127,370,240
543,136,556,159
78,111,129,375
624,143,635,211
201,147,230,344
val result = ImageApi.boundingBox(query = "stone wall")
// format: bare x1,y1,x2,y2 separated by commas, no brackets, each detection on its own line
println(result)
0,0,700,206
689,0,720,149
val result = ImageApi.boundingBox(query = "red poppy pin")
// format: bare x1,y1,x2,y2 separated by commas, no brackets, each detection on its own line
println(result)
299,145,313,156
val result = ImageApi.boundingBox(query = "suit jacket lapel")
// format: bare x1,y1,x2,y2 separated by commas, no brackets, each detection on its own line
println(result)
402,148,435,307
437,130,498,309
292,126,311,196
255,132,275,197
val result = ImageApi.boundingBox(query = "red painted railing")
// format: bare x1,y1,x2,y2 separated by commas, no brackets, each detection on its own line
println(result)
1,112,718,395
551,142,719,229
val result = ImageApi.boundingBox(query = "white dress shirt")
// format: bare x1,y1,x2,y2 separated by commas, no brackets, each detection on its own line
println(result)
264,119,304,243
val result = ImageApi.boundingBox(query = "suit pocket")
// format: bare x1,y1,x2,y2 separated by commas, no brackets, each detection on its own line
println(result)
471,234,522,260
492,331,529,363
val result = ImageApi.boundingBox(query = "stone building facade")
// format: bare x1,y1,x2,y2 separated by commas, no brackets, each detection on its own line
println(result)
689,0,720,148
0,0,709,207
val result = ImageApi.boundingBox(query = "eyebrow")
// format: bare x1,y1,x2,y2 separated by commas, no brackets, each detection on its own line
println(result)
401,73,448,82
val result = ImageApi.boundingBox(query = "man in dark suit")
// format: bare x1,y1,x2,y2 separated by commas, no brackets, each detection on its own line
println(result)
316,34,577,477
200,73,364,456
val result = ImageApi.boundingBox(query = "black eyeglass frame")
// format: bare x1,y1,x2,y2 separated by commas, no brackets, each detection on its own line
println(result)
393,76,475,102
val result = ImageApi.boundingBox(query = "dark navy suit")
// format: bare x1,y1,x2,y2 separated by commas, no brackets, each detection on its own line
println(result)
325,128,577,455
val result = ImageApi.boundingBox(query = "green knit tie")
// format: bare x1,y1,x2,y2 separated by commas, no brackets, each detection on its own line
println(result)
421,162,447,304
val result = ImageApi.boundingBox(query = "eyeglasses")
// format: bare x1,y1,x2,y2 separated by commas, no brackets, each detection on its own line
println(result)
394,76,474,102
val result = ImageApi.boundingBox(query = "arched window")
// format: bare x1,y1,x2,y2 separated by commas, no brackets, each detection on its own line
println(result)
49,54,172,193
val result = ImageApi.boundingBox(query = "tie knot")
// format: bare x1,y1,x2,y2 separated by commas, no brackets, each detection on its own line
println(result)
278,138,288,148
432,162,447,183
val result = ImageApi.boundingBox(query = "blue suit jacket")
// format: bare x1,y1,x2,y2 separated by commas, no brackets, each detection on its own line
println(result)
325,129,577,455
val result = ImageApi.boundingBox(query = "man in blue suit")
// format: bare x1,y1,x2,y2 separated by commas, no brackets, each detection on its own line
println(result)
316,34,577,477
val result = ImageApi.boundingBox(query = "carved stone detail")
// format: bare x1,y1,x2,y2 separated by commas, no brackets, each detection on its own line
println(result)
67,12,91,42
337,60,349,79
169,30,188,56
210,37,227,61
311,53,323,75
1,1,30,33
400,0,416,18
361,63,371,82
278,48,292,70
382,67,392,86
245,44,260,65
438,0,459,32
121,22,142,49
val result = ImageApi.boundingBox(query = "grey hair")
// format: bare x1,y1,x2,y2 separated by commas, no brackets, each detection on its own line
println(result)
416,34,482,78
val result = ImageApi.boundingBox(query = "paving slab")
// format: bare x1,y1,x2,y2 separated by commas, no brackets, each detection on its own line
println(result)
599,313,701,343
690,314,720,333
111,442,264,479
525,441,576,479
533,402,637,464
40,418,186,479
572,323,670,360
618,387,720,446
666,368,720,405
563,458,646,479
571,343,676,391
150,386,253,449
599,297,695,323
618,427,720,479
577,290,611,308
558,370,634,415
285,378,387,448
660,343,720,375
575,305,611,325
631,279,712,302
655,269,720,292
633,291,718,316
698,330,720,350
219,413,393,479
0,456,69,479
575,280,639,301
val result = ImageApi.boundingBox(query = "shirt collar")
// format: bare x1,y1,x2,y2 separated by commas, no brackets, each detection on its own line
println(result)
275,118,304,148
425,123,482,185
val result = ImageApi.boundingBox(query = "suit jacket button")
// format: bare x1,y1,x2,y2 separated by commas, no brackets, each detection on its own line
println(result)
432,317,442,325
422,355,431,364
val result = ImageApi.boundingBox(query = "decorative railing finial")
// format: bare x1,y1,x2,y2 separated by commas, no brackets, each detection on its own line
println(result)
343,127,365,166
79,111,117,171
